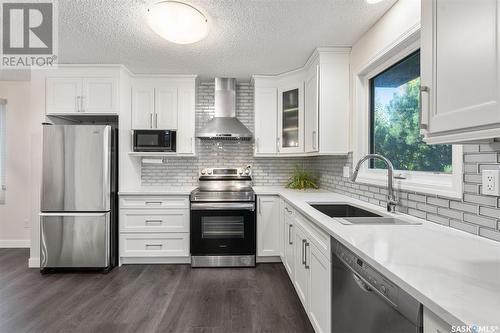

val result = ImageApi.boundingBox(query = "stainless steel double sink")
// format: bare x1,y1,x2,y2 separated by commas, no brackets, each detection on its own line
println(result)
309,203,421,225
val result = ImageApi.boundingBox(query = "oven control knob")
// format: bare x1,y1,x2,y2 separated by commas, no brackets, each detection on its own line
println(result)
380,285,387,294
207,170,213,175
245,169,250,175
201,169,207,175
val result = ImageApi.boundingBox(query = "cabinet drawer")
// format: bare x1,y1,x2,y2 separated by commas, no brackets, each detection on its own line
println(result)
120,196,189,209
120,233,189,257
294,211,331,260
120,209,189,233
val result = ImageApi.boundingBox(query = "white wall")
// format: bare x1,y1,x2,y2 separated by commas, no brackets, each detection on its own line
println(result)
349,0,421,150
0,81,33,247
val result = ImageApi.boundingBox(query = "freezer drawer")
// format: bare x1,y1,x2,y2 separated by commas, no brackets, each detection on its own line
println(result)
41,125,111,211
40,213,110,268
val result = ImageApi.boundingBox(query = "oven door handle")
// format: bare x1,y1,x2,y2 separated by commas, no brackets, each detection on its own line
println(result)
191,202,255,211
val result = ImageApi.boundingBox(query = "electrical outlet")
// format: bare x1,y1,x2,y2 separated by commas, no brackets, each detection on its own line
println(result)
343,166,350,178
482,170,500,196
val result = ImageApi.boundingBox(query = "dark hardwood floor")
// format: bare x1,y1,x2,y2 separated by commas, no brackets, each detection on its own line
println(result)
0,249,314,333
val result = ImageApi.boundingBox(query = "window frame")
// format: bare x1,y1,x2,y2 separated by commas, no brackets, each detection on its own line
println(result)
352,37,463,199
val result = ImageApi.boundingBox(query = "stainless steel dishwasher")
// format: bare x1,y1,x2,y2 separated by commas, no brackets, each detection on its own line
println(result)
332,238,423,333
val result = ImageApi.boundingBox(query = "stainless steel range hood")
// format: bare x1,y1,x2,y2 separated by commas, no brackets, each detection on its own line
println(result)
197,78,253,140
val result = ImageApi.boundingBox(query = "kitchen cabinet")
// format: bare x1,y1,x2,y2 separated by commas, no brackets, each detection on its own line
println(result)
283,207,295,276
252,47,350,157
281,202,332,333
423,307,452,333
278,84,304,154
293,224,310,307
254,87,278,155
304,65,319,153
132,80,178,130
308,241,331,333
176,86,196,155
257,195,281,257
46,76,119,115
131,78,197,155
421,0,500,144
119,195,190,264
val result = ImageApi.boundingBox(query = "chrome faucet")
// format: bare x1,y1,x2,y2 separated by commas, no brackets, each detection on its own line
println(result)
351,154,398,213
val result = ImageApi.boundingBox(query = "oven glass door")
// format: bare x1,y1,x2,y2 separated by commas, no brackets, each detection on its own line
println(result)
190,208,256,255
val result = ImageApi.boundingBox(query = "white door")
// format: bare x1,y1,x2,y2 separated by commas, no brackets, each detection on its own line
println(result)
304,65,319,153
308,242,331,333
82,77,119,114
176,86,196,155
257,196,281,257
283,213,295,276
254,87,278,155
278,84,304,154
155,86,178,129
46,77,82,114
293,226,309,308
422,0,500,137
132,84,155,129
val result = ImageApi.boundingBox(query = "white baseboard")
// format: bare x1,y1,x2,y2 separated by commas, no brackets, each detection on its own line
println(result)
28,257,40,268
256,256,282,263
120,256,191,265
0,239,30,248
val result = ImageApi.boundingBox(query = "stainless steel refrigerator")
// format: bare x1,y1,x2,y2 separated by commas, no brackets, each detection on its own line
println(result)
40,124,118,272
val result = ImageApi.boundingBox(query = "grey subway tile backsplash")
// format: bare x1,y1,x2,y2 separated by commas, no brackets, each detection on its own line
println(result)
141,81,500,243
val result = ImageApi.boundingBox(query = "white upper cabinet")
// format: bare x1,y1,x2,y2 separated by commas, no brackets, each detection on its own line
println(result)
421,0,500,144
46,74,119,115
155,85,178,129
254,86,278,155
305,65,319,153
132,83,155,129
257,195,281,257
278,83,305,154
176,85,196,155
252,47,350,157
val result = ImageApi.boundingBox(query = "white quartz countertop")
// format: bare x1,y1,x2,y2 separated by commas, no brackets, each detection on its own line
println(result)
119,186,196,196
253,186,500,328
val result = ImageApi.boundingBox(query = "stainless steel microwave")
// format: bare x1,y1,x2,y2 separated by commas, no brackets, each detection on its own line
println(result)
133,130,176,152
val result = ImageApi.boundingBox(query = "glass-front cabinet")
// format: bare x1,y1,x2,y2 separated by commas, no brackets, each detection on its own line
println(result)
278,84,304,154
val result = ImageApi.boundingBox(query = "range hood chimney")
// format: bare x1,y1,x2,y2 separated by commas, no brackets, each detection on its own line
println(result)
197,78,253,140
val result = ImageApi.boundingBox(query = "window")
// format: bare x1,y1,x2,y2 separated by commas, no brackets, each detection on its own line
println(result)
0,99,5,204
353,39,463,199
369,50,453,173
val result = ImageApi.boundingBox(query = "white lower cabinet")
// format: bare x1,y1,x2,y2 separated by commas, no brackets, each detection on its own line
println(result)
281,202,331,333
119,195,190,264
423,307,453,333
257,195,281,258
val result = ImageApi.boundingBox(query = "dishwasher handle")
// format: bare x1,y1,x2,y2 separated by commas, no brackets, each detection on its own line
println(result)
352,273,372,293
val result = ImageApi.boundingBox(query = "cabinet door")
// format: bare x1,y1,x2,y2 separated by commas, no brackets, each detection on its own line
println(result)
176,86,196,155
257,196,281,257
305,65,319,153
46,77,82,114
278,84,304,154
132,84,155,129
283,213,295,277
422,0,500,141
155,86,178,129
308,242,331,333
293,226,309,308
254,87,278,155
423,307,452,333
82,77,119,114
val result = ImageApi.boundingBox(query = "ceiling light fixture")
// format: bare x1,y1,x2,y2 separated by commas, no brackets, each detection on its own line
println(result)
365,0,385,4
147,1,209,44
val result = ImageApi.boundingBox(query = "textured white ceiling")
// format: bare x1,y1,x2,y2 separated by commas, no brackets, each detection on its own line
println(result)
58,0,396,80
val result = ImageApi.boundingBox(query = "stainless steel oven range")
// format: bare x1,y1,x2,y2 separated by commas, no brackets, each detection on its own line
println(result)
190,166,256,267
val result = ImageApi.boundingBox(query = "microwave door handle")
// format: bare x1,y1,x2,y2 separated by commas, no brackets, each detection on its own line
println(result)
155,113,158,128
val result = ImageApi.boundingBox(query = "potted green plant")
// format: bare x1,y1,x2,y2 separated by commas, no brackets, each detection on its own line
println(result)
286,166,319,190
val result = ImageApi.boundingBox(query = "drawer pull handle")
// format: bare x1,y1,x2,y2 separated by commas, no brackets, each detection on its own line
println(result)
145,244,162,250
145,220,162,225
145,201,162,205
